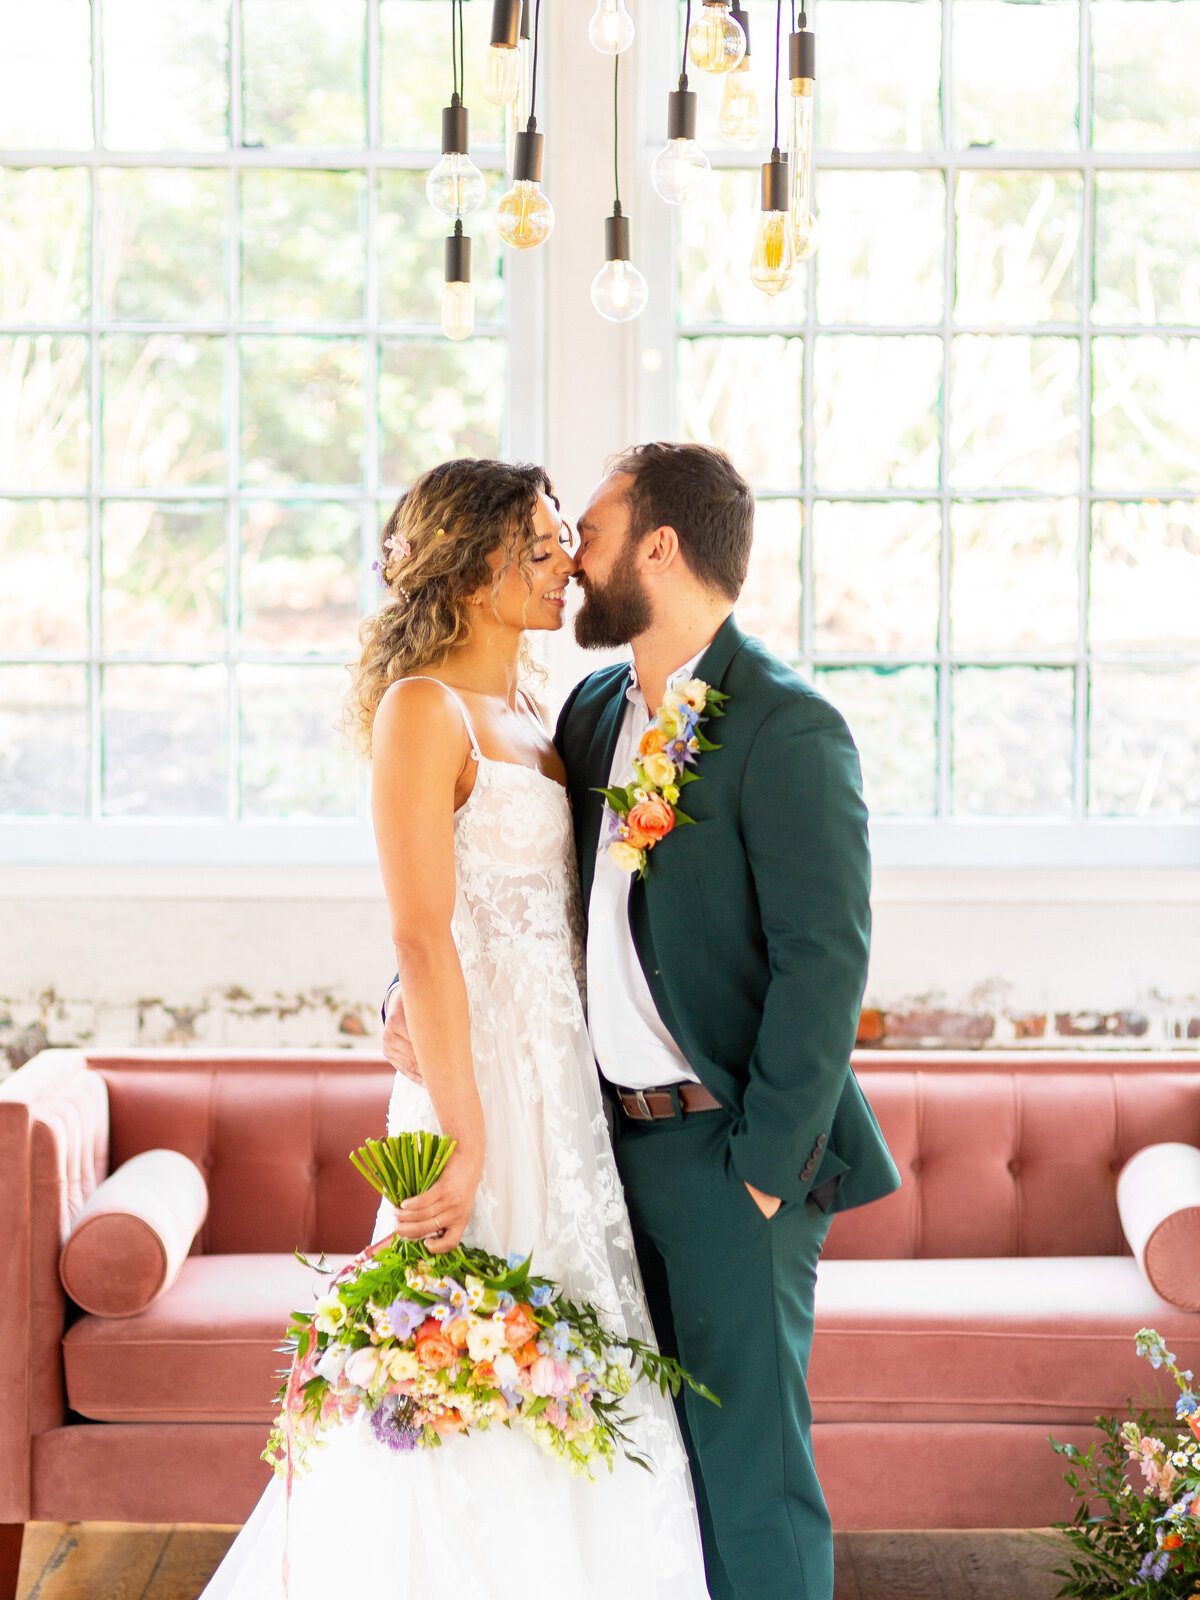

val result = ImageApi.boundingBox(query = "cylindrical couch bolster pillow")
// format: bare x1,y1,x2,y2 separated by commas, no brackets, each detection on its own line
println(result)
1118,1142,1200,1312
59,1148,208,1317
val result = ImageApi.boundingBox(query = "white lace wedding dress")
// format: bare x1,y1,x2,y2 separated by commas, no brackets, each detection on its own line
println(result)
201,685,708,1600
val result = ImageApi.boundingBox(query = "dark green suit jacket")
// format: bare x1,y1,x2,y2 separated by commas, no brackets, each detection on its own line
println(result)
555,614,901,1214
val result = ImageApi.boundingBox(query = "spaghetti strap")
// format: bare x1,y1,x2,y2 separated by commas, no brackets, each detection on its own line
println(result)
401,675,482,762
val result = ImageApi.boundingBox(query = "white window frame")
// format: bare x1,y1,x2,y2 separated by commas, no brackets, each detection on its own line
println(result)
633,0,1200,870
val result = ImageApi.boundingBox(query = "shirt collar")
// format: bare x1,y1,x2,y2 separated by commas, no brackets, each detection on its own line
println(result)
624,640,712,713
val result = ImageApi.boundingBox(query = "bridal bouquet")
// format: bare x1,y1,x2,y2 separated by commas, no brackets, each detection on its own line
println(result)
264,1133,715,1484
1051,1329,1200,1595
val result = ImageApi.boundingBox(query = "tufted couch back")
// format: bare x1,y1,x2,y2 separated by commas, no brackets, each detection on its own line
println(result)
827,1053,1200,1259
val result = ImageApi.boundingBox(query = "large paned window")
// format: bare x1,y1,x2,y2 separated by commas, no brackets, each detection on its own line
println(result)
0,0,519,841
646,0,1200,852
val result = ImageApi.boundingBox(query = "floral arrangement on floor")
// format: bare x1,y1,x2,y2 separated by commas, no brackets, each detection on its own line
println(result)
596,676,727,878
1052,1329,1200,1596
263,1132,716,1484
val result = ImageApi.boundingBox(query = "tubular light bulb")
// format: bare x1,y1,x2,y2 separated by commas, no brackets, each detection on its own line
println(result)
496,129,553,249
718,7,760,148
788,24,820,261
687,0,746,74
750,153,796,296
588,0,636,54
651,85,711,205
442,222,474,341
591,210,648,322
484,0,522,105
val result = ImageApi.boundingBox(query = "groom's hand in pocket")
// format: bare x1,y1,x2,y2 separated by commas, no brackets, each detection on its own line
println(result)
745,1180,782,1220
382,986,424,1085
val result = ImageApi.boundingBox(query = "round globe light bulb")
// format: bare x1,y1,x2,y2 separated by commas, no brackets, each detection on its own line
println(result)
791,209,820,262
588,0,636,54
650,137,711,205
496,178,555,249
591,257,649,322
688,2,747,73
425,152,486,221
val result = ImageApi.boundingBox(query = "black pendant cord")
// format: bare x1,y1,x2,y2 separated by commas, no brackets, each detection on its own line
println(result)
791,0,796,31
450,0,460,100
526,0,543,133
612,53,621,210
457,0,466,100
774,0,782,152
680,0,692,89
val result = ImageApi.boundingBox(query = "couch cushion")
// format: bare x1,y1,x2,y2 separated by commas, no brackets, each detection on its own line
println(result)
810,1255,1200,1424
59,1149,208,1317
63,1253,351,1423
1118,1143,1200,1311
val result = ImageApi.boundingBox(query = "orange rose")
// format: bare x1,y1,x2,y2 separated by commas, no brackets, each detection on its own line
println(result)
512,1339,541,1369
503,1304,540,1350
639,727,668,757
445,1318,471,1349
429,1408,467,1435
414,1318,457,1370
472,1360,499,1387
627,796,675,844
1164,1533,1184,1550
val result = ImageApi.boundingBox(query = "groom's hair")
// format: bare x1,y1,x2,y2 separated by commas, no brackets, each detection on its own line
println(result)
608,442,753,601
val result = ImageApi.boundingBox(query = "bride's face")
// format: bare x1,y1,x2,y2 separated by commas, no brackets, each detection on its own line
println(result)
478,491,577,634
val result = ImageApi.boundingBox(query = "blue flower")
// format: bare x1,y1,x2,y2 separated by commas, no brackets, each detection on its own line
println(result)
495,1291,516,1314
1177,1393,1199,1419
530,1284,554,1307
507,1252,525,1270
552,1320,572,1355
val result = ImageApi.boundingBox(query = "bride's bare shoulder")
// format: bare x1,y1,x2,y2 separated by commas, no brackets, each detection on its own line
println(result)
373,676,469,767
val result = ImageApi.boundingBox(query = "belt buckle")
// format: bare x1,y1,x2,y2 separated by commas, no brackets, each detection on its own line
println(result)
631,1090,653,1120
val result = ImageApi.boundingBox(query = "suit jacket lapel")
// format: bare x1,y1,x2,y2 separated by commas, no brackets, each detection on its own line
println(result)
576,671,631,915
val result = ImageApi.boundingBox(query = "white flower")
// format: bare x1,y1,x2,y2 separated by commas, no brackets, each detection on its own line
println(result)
312,1291,346,1335
492,1351,519,1386
343,1346,382,1389
608,840,644,874
676,677,709,712
315,1343,349,1382
466,1318,507,1363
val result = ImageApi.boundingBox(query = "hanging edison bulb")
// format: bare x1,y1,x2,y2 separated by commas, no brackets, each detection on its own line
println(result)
787,18,820,261
687,0,746,74
442,222,474,341
496,127,555,248
718,3,761,146
484,0,522,106
650,82,711,204
591,206,648,321
505,1,532,173
588,0,635,54
750,150,796,296
426,97,486,219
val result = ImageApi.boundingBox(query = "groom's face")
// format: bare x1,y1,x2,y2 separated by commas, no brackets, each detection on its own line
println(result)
573,474,653,650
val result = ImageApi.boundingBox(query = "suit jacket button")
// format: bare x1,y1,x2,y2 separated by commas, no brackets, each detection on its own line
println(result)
816,1133,827,1149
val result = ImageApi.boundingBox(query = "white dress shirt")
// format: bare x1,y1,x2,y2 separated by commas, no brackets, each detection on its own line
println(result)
586,648,711,1091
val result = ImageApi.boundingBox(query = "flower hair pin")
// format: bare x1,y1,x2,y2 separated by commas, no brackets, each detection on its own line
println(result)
384,532,412,561
593,677,728,879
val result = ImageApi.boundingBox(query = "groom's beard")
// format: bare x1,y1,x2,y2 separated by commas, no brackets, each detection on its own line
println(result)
573,555,653,650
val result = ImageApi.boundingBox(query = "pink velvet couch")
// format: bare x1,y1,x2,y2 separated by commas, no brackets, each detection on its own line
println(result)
4,1046,1200,1595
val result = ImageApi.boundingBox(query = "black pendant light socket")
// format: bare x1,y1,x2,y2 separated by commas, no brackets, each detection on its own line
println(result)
789,25,816,81
441,97,469,155
666,88,699,142
604,207,631,263
731,1,750,54
519,0,531,40
761,151,790,212
512,129,544,183
445,221,471,284
490,0,522,49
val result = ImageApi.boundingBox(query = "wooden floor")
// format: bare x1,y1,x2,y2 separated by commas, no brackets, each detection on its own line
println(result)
15,1523,1064,1600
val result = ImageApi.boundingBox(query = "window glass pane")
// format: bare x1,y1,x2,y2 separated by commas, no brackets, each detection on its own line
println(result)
1090,500,1200,655
0,168,90,324
954,171,1082,326
240,336,363,487
950,335,1079,489
239,664,358,817
953,0,1079,150
241,170,365,323
814,335,942,491
817,0,942,152
1089,664,1200,816
240,500,361,654
0,3,92,151
952,666,1074,815
816,172,944,326
0,664,89,815
101,502,226,654
101,663,227,816
1092,0,1200,151
0,335,89,489
740,499,801,660
101,334,225,488
380,0,504,149
103,0,229,150
377,171,506,327
951,499,1077,653
379,337,504,488
1093,173,1200,328
813,500,940,655
678,336,803,492
814,666,938,816
1092,336,1200,492
0,501,89,652
679,171,805,328
100,168,228,322
242,0,366,148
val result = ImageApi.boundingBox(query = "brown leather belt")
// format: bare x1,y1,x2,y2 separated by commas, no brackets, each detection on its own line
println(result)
616,1083,723,1121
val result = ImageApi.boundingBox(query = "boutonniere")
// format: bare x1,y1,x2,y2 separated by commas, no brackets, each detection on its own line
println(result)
593,677,728,879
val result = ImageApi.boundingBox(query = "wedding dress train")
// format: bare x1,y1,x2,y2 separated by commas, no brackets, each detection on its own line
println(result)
200,689,709,1600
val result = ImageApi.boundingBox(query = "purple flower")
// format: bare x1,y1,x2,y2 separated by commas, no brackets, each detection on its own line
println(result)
385,1296,427,1340
370,1395,420,1453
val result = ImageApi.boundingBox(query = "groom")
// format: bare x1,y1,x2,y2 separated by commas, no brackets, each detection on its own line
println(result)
386,442,900,1600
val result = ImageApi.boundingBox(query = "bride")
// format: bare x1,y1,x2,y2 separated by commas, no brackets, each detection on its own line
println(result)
201,458,709,1600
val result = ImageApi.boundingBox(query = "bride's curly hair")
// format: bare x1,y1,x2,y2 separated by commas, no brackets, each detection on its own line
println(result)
345,458,557,759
